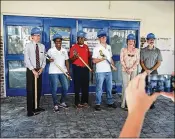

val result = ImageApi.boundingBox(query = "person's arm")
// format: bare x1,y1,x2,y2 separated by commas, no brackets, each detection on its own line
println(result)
69,45,78,63
65,60,70,74
120,48,127,70
24,44,38,77
92,58,105,64
140,60,148,71
38,45,46,75
24,44,34,71
129,49,140,71
111,58,115,66
150,49,162,71
140,50,151,74
65,50,70,74
119,110,145,137
92,47,105,64
119,72,160,138
150,61,161,71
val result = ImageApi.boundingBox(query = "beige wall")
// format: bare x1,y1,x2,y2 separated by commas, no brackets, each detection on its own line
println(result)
1,1,174,38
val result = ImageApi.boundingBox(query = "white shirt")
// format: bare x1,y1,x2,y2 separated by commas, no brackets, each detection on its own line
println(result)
47,47,69,74
92,43,112,73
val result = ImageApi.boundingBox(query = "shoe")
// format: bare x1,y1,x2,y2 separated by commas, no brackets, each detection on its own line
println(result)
27,111,40,117
35,107,45,112
150,104,155,109
108,103,117,108
75,104,83,109
53,105,59,112
82,103,90,108
58,102,69,109
95,105,101,111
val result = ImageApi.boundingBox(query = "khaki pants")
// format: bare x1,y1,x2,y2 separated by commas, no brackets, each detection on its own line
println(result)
121,70,137,108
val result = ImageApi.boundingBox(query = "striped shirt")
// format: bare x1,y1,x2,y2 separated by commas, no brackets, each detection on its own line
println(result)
24,41,46,70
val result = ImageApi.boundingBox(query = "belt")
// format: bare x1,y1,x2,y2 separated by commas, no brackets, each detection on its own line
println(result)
73,64,86,68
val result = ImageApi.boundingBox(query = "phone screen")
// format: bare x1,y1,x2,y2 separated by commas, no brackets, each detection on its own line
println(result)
145,74,175,95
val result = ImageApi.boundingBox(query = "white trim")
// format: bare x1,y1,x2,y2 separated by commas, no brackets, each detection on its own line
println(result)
1,14,6,97
2,12,142,22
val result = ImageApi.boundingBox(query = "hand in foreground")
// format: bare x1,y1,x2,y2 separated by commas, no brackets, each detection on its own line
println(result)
125,72,160,115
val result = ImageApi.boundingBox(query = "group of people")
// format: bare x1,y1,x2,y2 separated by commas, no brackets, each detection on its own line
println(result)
24,27,163,117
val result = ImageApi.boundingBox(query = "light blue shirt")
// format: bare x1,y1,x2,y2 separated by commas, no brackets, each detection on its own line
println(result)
24,41,46,70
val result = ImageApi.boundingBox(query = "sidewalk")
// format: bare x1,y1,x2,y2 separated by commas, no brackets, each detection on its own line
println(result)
1,93,174,138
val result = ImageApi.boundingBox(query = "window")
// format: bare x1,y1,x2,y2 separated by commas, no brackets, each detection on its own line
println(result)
8,61,26,88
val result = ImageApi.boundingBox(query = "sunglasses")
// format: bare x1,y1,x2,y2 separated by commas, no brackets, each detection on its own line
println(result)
128,54,135,57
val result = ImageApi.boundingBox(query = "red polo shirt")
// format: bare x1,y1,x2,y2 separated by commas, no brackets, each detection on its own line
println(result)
70,44,91,67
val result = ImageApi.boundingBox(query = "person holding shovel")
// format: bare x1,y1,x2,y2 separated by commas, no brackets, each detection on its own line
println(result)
24,27,46,117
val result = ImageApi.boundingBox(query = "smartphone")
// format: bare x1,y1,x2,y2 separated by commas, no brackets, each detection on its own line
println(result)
145,74,175,95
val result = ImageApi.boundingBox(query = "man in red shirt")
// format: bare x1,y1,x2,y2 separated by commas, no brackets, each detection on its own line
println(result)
70,30,91,108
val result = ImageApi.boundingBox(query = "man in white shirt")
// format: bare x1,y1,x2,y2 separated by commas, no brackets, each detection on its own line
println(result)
47,33,70,112
92,30,117,111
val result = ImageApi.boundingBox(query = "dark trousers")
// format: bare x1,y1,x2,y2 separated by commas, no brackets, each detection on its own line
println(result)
73,64,89,105
26,68,42,114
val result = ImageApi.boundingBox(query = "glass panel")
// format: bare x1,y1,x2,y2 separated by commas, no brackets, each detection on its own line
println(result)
8,61,26,88
83,28,101,52
112,61,123,84
7,26,42,54
109,29,136,55
109,30,136,84
83,28,101,86
50,27,71,52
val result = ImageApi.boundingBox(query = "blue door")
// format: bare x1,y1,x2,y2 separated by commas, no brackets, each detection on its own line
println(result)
4,15,140,96
78,19,109,92
109,21,140,93
3,15,43,96
78,19,140,93
42,18,76,94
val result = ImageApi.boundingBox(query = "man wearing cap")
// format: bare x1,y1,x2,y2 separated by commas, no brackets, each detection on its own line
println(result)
47,33,70,112
92,29,117,111
69,30,91,108
140,33,163,109
24,27,46,116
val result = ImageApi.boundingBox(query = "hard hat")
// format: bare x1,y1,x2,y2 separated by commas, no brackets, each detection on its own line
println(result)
52,33,62,41
31,27,41,35
146,33,156,40
77,30,86,38
127,34,136,40
97,30,107,38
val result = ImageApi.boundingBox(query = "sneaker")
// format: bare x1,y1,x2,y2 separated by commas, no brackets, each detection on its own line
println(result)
53,105,59,112
82,103,90,108
95,105,101,111
75,104,83,109
58,102,69,109
108,103,117,108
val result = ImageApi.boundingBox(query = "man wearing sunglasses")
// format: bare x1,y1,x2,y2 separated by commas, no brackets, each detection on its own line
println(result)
140,33,163,109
